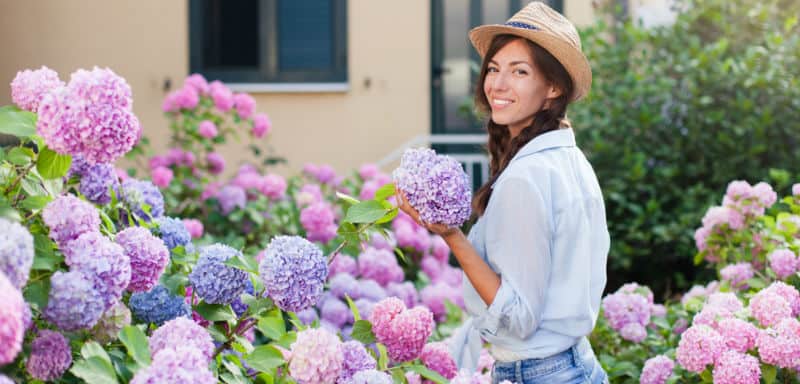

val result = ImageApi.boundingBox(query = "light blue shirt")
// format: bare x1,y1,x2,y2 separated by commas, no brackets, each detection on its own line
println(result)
449,128,610,372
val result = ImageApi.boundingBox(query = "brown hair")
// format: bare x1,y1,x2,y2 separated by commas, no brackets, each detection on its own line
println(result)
472,34,575,216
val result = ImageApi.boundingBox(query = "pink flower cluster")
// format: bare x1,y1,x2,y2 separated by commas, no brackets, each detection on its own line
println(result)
601,283,655,342
640,355,674,384
0,272,25,365
300,202,338,243
10,66,65,112
288,328,343,384
749,281,800,327
369,297,434,362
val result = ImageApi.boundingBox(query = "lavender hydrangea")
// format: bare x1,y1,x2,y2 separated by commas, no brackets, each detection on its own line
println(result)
357,247,404,287
0,218,34,289
115,227,169,292
26,330,73,381
121,179,165,221
188,244,248,304
130,346,215,384
392,147,472,226
154,216,192,250
217,185,246,214
10,66,64,112
321,297,351,328
336,341,376,383
44,270,106,331
349,370,392,384
42,194,100,248
129,285,191,325
259,236,328,312
0,272,24,365
79,161,119,204
149,317,214,362
63,232,131,309
91,300,132,344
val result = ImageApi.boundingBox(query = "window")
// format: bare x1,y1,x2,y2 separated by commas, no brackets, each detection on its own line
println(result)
189,0,348,86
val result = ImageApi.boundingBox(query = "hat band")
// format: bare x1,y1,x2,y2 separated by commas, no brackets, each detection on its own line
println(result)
504,21,539,30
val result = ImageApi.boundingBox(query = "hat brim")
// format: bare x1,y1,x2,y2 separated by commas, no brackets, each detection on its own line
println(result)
469,25,592,101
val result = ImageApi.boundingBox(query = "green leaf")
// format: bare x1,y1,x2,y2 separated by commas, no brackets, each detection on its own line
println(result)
23,279,50,311
7,146,33,165
20,195,51,211
375,207,398,224
0,105,37,137
81,341,113,362
377,343,389,370
241,293,273,317
700,368,713,383
373,182,396,201
336,191,361,205
344,200,390,224
651,316,670,330
224,253,259,274
32,234,59,271
344,294,361,322
391,368,408,384
407,364,448,384
70,356,119,384
195,302,237,322
244,345,286,372
761,364,776,384
119,325,151,367
350,320,376,344
36,147,71,179
257,310,286,340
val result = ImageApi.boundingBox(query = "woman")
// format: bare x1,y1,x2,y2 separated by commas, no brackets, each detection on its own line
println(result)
396,2,609,383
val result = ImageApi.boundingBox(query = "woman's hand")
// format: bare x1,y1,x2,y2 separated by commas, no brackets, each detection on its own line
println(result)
395,186,461,239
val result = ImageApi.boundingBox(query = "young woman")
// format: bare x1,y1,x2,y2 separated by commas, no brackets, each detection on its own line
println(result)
397,2,609,383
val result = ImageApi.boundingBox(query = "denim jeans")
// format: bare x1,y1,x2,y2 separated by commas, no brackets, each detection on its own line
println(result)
491,339,609,384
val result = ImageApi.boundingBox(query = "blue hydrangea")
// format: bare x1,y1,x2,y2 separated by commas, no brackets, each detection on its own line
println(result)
154,216,191,250
0,218,35,289
188,244,248,304
121,178,164,221
231,279,255,316
129,285,191,326
79,162,119,205
44,270,105,331
339,341,377,382
259,236,328,313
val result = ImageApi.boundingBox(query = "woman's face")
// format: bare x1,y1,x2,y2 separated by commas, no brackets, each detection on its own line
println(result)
483,39,560,138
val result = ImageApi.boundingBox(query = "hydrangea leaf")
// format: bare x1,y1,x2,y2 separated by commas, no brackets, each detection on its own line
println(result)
0,105,36,138
119,325,151,367
36,146,71,180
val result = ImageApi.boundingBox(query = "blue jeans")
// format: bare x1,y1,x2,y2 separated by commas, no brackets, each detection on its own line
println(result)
491,339,608,384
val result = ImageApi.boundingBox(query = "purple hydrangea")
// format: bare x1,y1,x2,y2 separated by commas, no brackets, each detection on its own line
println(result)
130,346,215,384
63,232,131,309
36,67,140,164
42,194,100,248
129,285,191,325
420,281,463,322
337,340,377,383
355,279,387,302
321,297,351,328
10,66,64,112
154,216,192,250
349,370,392,384
115,226,169,292
329,254,358,277
0,272,24,365
640,355,674,384
189,244,248,304
357,247,404,287
91,300,132,344
386,281,419,309
289,328,343,384
296,307,319,325
79,161,119,205
149,317,214,363
26,330,73,381
259,236,328,312
329,273,359,301
217,185,247,214
231,279,255,316
121,179,165,221
0,218,34,289
300,202,338,243
392,148,472,226
44,270,106,330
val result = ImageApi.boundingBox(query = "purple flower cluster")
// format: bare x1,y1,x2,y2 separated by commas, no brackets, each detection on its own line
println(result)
10,66,64,112
149,317,214,362
601,282,654,342
217,185,247,214
357,247,404,286
369,297,434,362
189,244,249,304
348,370,392,384
259,236,328,312
392,147,472,227
25,330,73,381
115,226,169,292
78,161,119,205
154,216,192,250
44,270,106,331
121,179,165,221
337,340,377,383
65,232,131,309
37,67,141,164
259,173,287,200
0,218,34,289
300,202,338,243
0,272,24,365
130,346,215,384
129,285,191,325
289,328,343,384
42,194,100,248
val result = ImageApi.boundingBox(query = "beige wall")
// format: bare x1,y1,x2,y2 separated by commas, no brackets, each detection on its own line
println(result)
564,0,597,27
0,1,430,176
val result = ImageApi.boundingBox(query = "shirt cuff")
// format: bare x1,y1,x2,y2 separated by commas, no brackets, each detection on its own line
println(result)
476,277,515,336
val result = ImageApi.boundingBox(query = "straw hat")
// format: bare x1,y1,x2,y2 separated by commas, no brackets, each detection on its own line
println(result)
469,1,592,101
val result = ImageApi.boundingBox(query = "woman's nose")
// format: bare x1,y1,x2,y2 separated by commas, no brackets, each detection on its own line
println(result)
491,71,510,92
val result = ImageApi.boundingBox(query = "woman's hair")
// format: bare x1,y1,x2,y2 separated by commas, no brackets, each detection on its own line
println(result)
472,34,574,216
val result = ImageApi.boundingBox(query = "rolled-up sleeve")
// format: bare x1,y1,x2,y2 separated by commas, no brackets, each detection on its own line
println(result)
472,175,552,340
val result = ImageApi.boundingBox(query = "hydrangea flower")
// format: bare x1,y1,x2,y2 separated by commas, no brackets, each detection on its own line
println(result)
154,216,192,250
25,330,73,381
206,152,226,175
386,281,419,309
63,232,131,309
337,340,376,383
329,254,358,277
149,317,214,362
719,262,753,289
182,219,204,239
369,297,434,362
259,236,328,312
197,120,218,139
0,218,34,289
217,185,246,214
115,227,169,292
619,322,647,343
289,328,343,384
769,249,798,279
44,270,105,330
37,67,140,164
0,374,13,384
420,342,458,379
42,194,100,248
357,247,404,287
151,166,174,188
78,161,119,205
259,173,286,200
392,147,471,226
421,281,463,322
129,285,191,325
355,279,387,302
210,80,234,111
756,317,800,368
675,325,724,373
300,202,338,243
640,355,674,384
252,113,271,138
716,318,758,353
130,346,215,384
348,370,392,384
0,272,24,365
91,300,132,344
188,244,249,304
233,93,256,119
601,287,651,334
121,179,165,221
10,66,64,112
712,350,760,384
749,289,792,327
321,297,350,328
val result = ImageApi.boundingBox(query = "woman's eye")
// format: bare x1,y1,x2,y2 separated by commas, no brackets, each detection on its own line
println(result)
487,67,498,73
515,69,528,75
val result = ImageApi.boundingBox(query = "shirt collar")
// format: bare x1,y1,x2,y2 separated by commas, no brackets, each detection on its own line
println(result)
509,127,576,163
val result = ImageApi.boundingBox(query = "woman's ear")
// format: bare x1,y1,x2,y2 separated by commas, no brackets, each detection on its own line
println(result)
546,84,563,99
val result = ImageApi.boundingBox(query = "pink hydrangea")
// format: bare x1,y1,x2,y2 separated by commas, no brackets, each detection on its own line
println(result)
716,317,758,353
197,120,218,139
764,281,800,315
769,249,798,279
712,350,760,384
702,206,744,230
705,292,743,314
259,174,287,200
692,305,733,329
300,202,338,243
252,113,271,138
357,247,404,287
42,194,100,248
749,289,792,327
149,317,214,362
209,80,234,112
694,226,711,251
386,281,419,309
358,163,380,180
233,93,256,119
793,183,800,196
26,330,73,381
601,287,651,332
329,254,358,277
0,272,24,365
756,317,800,368
719,262,753,289
420,281,464,322
359,180,381,200
752,182,777,208
640,355,674,384
184,73,209,94
289,328,343,384
130,346,215,384
619,322,647,343
675,325,724,373
151,166,174,188
420,342,458,379
182,219,204,239
296,183,324,207
369,297,434,362
10,66,64,112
